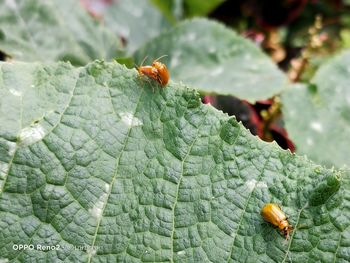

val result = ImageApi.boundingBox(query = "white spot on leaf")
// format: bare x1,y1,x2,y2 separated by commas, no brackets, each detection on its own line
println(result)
9,89,22,96
5,0,16,9
187,33,196,41
89,194,107,219
246,179,257,191
208,47,216,53
310,122,323,132
89,186,110,219
245,179,267,191
0,163,10,179
19,125,45,147
119,112,143,127
306,138,314,146
7,141,16,156
288,109,296,117
244,53,252,61
87,246,97,257
177,250,186,256
257,181,267,188
210,67,223,77
250,65,258,71
0,258,9,263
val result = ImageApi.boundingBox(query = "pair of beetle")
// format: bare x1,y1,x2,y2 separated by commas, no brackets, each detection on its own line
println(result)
137,58,293,239
137,56,170,87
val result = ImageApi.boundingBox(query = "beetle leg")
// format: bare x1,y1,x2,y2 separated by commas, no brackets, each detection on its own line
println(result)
136,72,144,88
156,74,165,87
285,231,290,240
145,78,154,92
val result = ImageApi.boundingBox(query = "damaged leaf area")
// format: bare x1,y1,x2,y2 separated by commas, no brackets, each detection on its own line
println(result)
0,61,349,262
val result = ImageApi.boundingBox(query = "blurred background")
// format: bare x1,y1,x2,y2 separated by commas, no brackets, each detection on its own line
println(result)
80,0,350,152
1,0,349,168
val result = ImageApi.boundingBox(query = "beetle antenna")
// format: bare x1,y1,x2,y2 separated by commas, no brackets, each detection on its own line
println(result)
139,56,148,67
154,55,168,62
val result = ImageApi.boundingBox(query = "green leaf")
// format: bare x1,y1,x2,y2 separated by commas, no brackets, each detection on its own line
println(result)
282,50,350,168
184,0,226,17
134,18,288,102
114,57,135,69
0,61,349,262
0,0,122,65
103,0,170,54
150,0,183,23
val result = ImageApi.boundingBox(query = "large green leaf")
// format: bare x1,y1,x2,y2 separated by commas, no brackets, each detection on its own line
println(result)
103,0,170,54
133,19,288,102
0,0,122,65
0,61,349,262
282,50,350,168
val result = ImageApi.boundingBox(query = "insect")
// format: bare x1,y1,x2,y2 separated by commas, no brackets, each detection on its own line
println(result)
261,203,293,239
137,55,169,87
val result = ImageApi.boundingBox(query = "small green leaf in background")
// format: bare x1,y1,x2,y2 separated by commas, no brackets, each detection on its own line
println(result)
114,57,135,69
282,50,350,168
0,61,349,262
184,0,226,17
150,0,184,23
103,0,170,54
134,18,288,102
0,0,122,65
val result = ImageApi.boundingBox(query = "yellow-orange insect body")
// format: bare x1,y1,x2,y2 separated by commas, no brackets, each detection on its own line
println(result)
261,203,293,239
137,56,169,87
138,65,158,81
152,61,169,86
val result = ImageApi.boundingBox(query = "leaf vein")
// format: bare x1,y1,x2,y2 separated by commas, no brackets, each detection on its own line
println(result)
227,150,272,262
170,109,208,263
87,87,145,262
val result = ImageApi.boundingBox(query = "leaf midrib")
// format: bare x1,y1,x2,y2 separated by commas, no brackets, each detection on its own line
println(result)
227,150,272,262
87,85,145,262
170,108,208,263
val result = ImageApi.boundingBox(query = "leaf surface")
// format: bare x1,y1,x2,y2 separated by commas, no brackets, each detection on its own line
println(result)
103,0,170,54
282,50,350,168
133,19,288,102
0,0,121,65
0,61,348,263
150,0,183,23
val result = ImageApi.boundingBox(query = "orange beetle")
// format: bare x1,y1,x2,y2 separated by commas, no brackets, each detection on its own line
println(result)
151,60,169,86
261,203,293,239
137,55,169,87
